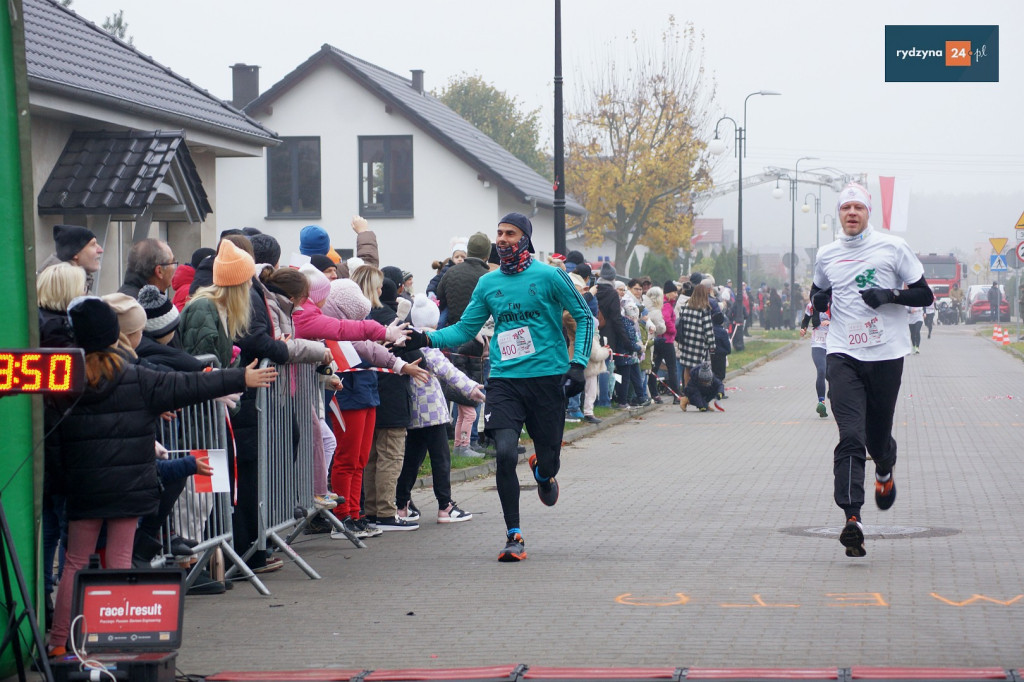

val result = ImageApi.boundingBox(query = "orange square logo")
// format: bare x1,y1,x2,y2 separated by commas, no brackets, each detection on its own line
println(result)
946,41,971,66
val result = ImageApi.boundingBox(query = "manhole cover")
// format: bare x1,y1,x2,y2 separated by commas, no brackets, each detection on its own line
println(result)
781,525,960,539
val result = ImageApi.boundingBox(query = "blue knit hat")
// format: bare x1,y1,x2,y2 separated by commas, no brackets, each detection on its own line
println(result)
299,225,330,256
498,212,535,253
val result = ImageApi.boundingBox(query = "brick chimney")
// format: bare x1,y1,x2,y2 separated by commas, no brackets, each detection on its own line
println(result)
230,63,260,108
410,69,424,94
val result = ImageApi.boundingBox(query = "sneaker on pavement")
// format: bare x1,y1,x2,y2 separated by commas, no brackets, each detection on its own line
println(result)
355,517,383,538
839,516,866,557
333,516,369,539
374,515,419,531
583,414,602,424
397,502,421,522
566,410,584,421
313,494,338,510
498,531,526,562
529,454,559,506
875,474,896,510
303,515,333,535
252,556,284,574
816,401,828,418
438,501,473,523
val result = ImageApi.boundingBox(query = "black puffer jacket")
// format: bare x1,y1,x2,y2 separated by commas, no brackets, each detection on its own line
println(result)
437,258,489,326
595,282,632,354
368,303,419,428
54,361,247,520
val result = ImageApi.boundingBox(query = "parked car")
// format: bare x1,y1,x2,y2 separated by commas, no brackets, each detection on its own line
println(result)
965,284,1009,324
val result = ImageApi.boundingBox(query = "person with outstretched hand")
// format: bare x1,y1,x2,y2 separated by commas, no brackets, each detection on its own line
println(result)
810,183,933,558
420,212,593,562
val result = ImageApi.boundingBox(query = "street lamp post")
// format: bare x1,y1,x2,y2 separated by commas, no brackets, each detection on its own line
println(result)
775,156,817,327
821,213,835,241
708,90,781,293
553,0,566,254
801,189,821,265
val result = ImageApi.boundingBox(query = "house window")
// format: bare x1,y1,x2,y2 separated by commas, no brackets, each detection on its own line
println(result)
267,137,321,218
359,136,413,217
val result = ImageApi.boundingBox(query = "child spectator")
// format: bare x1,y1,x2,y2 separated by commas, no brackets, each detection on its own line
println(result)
394,294,483,524
711,311,731,383
615,298,645,407
681,362,725,412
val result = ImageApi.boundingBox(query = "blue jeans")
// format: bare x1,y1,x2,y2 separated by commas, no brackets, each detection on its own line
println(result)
567,392,582,415
596,358,612,406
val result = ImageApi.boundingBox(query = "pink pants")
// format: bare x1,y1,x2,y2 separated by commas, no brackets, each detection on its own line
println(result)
49,517,137,649
454,404,476,447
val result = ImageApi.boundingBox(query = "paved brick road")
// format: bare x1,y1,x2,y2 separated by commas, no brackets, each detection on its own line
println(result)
176,325,1024,675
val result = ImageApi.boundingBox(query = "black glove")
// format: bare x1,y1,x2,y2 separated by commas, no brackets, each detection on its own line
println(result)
403,328,430,351
811,289,831,313
860,288,896,309
563,362,585,398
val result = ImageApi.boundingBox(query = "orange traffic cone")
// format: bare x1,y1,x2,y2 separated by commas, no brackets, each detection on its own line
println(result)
1003,329,1011,346
993,325,1002,341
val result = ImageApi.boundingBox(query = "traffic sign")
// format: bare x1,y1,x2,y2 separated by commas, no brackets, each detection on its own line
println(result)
989,237,1008,254
990,254,1008,272
972,263,983,274
1016,210,1024,229
1018,241,1024,263
1017,229,1024,242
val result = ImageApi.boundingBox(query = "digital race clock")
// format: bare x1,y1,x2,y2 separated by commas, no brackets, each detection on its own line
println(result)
0,348,85,395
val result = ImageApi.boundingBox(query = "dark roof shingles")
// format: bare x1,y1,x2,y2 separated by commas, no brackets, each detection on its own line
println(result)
23,0,275,144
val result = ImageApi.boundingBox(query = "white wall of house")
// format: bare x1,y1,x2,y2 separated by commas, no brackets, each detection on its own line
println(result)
216,63,560,286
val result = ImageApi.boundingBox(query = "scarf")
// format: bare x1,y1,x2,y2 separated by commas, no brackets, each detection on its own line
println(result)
497,235,533,275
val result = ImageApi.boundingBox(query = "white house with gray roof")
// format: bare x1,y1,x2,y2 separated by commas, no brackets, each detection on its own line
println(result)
23,0,277,293
215,44,586,285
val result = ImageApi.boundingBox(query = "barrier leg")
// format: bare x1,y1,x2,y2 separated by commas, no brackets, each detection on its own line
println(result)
220,541,270,596
265,530,321,580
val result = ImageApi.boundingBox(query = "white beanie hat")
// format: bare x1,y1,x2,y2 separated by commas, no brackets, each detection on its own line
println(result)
451,238,468,257
410,293,440,329
837,183,872,216
322,278,371,321
299,264,331,304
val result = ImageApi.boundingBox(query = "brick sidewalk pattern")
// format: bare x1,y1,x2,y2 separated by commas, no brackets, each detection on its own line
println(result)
174,326,1024,674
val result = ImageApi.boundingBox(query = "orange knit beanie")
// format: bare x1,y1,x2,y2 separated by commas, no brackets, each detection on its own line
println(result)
213,239,255,286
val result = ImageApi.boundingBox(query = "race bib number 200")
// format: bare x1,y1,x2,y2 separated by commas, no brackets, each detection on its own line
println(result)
497,326,536,361
847,315,885,348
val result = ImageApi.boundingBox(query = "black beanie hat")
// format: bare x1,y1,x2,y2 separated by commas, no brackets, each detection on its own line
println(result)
663,280,678,294
575,262,592,280
53,224,96,261
689,272,704,285
565,250,585,266
498,212,535,253
379,277,398,305
250,234,281,267
310,254,336,273
190,247,216,270
67,296,119,352
381,265,404,288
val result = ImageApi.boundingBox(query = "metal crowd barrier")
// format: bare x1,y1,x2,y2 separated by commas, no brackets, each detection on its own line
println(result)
154,355,272,595
239,359,363,587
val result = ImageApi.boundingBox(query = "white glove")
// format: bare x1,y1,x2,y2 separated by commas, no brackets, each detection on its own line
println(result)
386,320,411,345
154,441,169,460
215,392,242,409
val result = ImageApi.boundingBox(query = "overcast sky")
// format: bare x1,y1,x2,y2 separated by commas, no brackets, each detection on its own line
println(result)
63,0,1024,262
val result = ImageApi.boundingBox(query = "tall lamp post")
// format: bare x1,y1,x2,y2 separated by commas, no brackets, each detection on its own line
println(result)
774,156,817,327
552,0,566,254
801,189,821,265
708,90,781,291
821,213,835,241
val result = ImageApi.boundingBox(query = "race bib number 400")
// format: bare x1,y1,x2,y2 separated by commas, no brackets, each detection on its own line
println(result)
847,315,885,348
497,326,536,361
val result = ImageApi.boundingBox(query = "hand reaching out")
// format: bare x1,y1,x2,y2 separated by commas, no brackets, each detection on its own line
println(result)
400,357,430,385
244,359,278,388
195,455,213,477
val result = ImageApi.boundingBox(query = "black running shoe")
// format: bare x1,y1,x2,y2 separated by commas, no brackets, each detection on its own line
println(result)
498,532,526,562
528,454,559,506
875,475,896,510
840,516,866,557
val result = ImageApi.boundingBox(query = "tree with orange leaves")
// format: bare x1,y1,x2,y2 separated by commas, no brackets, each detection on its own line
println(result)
567,18,715,269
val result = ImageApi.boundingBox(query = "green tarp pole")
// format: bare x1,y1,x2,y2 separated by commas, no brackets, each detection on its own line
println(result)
0,0,43,675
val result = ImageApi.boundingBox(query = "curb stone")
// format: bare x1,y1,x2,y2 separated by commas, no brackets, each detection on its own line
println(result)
413,340,798,490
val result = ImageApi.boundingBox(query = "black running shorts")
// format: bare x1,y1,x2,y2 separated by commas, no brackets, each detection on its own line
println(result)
482,375,566,446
